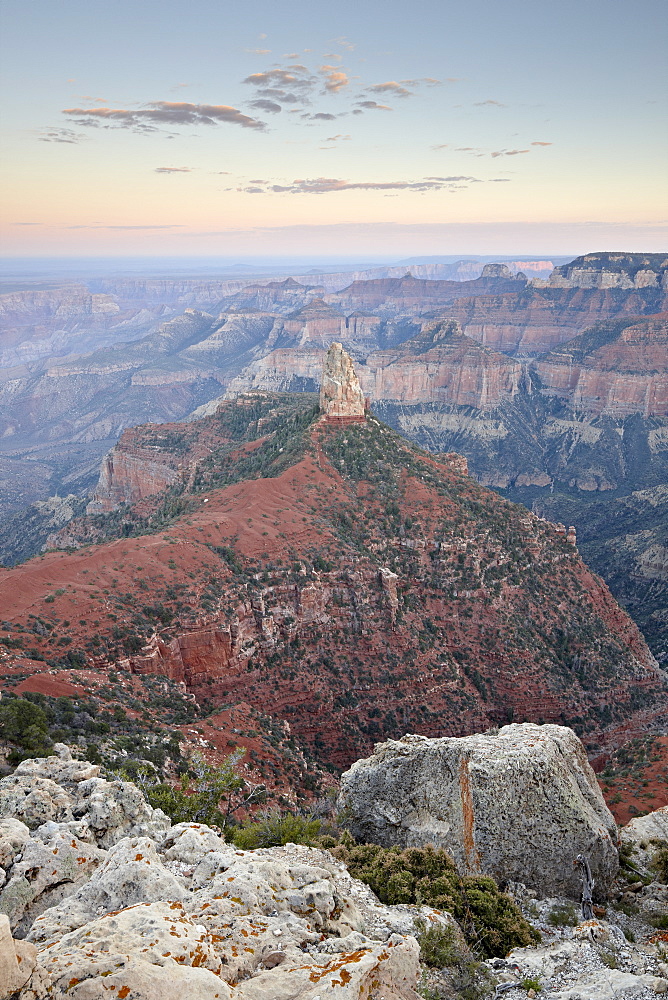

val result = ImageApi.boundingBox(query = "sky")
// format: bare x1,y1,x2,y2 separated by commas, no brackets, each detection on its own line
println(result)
1,0,666,258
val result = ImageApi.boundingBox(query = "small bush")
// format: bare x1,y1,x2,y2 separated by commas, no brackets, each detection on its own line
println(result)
232,810,321,849
650,840,668,883
547,903,578,927
332,842,538,958
414,918,459,968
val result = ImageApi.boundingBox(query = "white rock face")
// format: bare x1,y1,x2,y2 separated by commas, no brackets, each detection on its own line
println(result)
0,755,422,1000
338,723,619,897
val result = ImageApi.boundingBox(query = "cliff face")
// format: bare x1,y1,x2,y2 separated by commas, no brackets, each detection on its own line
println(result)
319,342,366,420
447,287,668,354
535,314,668,418
542,252,668,290
1,393,663,770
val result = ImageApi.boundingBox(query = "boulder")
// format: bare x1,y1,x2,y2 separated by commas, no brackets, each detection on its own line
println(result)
0,775,74,829
0,818,30,868
27,836,187,944
620,804,668,875
338,724,618,898
159,822,227,864
0,913,36,998
232,934,420,1000
72,776,171,848
0,827,105,933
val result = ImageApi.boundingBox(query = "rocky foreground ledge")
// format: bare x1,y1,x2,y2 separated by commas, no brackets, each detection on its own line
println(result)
0,729,666,999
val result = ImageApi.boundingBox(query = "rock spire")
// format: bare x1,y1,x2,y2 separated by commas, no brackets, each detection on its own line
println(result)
319,341,366,421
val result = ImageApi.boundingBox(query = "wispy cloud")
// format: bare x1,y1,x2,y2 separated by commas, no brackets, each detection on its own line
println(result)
332,36,355,51
38,128,86,144
65,224,185,230
531,141,552,146
304,112,337,121
490,148,529,157
243,66,316,104
367,81,412,98
62,101,266,131
324,134,351,141
246,48,271,54
353,100,392,111
474,99,506,107
241,175,480,194
154,166,192,173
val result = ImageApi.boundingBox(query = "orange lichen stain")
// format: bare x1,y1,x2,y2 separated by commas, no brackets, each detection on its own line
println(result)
240,929,248,938
169,901,182,910
458,756,481,872
333,968,352,986
68,978,80,988
134,854,144,861
117,988,131,999
307,950,367,982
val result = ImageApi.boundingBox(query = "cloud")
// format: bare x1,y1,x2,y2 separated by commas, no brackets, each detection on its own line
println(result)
38,128,86,143
154,166,192,173
66,224,184,230
531,141,552,146
13,222,43,226
250,99,282,113
305,112,337,121
243,67,316,101
490,148,529,157
246,48,271,54
320,64,349,93
244,175,480,194
354,100,392,111
367,81,412,97
62,101,266,131
489,178,512,182
474,99,506,107
431,143,449,150
332,35,355,51
324,134,351,141
401,77,442,86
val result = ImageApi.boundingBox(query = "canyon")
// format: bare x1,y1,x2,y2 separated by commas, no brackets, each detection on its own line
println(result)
0,368,664,779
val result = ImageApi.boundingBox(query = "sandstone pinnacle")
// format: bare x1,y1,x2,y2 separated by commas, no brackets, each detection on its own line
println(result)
319,341,366,420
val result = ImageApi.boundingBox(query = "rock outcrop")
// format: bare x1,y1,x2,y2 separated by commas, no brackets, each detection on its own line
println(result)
319,342,366,421
338,723,619,898
0,750,423,1000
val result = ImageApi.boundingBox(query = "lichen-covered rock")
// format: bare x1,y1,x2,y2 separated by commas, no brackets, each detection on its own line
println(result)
0,775,74,829
0,817,30,868
620,804,668,875
27,836,187,944
0,827,105,933
42,957,232,1000
159,822,227,864
73,777,171,848
338,723,619,898
233,934,421,1000
37,900,224,988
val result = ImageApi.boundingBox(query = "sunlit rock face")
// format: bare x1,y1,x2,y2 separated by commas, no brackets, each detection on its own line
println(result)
319,341,366,421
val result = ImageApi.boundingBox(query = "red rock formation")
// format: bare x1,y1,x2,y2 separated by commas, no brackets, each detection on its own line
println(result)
1,394,663,772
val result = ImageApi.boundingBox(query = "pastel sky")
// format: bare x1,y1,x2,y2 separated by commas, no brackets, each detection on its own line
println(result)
1,0,666,257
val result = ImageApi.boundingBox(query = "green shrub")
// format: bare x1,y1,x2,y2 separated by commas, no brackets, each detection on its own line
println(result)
332,842,538,958
0,697,52,761
547,903,578,927
414,918,460,968
650,840,668,883
232,810,321,849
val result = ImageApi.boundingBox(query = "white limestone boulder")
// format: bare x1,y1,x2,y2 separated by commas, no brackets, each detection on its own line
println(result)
338,724,619,898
